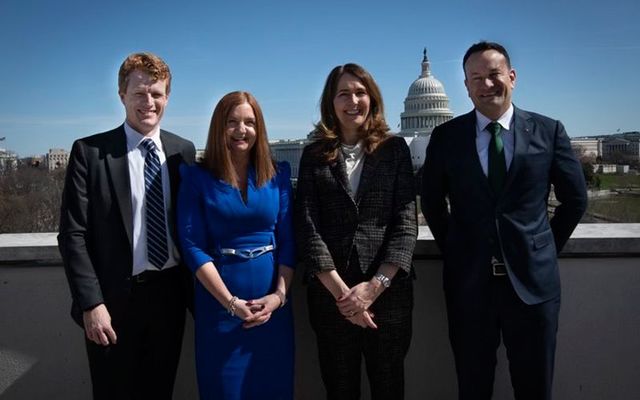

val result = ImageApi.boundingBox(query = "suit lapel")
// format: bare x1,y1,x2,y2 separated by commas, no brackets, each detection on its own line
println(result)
160,130,181,240
329,151,357,206
502,107,533,194
355,146,380,204
105,126,133,246
160,130,179,196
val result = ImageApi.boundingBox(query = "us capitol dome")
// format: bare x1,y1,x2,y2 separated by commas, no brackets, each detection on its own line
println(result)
399,48,453,137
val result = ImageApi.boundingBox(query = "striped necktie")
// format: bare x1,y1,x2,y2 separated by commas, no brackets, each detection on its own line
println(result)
487,121,506,195
140,139,169,269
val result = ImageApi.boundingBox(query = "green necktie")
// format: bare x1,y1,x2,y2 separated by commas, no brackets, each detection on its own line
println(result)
487,121,506,194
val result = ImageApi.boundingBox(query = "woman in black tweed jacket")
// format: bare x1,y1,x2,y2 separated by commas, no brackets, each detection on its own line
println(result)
295,63,417,400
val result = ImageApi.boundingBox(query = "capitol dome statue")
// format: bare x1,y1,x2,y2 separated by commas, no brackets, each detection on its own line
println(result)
399,48,453,137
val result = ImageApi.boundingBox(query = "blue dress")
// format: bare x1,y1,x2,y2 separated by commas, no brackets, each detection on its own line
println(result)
177,162,295,400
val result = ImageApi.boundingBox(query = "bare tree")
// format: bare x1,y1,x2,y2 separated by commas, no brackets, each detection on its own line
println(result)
0,166,65,233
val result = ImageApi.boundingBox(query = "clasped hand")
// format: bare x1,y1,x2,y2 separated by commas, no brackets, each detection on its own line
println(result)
234,293,282,329
337,281,380,329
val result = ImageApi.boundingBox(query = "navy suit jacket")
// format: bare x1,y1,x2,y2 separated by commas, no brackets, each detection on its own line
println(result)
58,125,196,326
421,107,587,305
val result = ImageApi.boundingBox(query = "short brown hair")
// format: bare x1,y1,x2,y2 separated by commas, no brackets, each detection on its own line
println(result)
202,91,275,188
118,52,171,95
313,63,390,163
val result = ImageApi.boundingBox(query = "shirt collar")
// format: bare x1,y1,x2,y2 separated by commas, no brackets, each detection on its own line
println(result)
475,104,514,133
124,122,163,153
340,140,364,159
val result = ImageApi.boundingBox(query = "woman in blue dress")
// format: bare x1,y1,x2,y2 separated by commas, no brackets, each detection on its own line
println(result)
177,91,295,400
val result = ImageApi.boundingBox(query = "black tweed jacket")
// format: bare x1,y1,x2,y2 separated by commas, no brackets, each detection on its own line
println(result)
294,135,417,281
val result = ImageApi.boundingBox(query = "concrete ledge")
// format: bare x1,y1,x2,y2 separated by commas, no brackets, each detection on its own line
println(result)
416,223,640,258
1,229,639,398
1,224,640,263
0,233,61,262
2,257,639,399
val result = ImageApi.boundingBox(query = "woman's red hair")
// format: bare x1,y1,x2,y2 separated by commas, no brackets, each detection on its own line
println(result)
202,91,275,187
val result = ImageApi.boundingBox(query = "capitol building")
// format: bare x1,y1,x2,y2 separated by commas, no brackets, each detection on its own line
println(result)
270,48,454,176
399,49,454,170
399,49,453,137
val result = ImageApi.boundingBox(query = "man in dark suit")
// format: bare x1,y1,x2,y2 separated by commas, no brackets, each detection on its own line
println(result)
421,42,587,399
58,52,195,399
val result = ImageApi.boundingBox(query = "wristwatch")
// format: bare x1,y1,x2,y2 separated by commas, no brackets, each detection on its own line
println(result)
373,273,391,288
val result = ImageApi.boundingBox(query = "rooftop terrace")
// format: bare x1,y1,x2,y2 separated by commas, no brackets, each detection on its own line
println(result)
1,225,639,399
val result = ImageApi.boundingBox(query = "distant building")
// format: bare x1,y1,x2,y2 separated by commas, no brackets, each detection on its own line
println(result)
617,165,631,174
601,132,640,164
270,139,308,178
47,148,69,171
0,148,18,171
593,164,617,174
21,155,46,168
402,136,430,172
571,137,601,160
196,149,205,163
399,49,453,137
593,164,630,174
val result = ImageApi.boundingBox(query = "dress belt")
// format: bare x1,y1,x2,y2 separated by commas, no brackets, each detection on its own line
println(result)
218,244,275,259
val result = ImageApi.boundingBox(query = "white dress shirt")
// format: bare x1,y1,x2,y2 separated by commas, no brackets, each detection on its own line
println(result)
124,122,179,275
475,104,515,177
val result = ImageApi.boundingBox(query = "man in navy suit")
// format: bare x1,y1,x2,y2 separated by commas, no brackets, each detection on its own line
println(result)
421,41,587,399
58,53,195,399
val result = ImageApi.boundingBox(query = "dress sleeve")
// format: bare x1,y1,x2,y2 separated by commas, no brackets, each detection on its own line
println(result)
177,164,214,273
275,161,296,268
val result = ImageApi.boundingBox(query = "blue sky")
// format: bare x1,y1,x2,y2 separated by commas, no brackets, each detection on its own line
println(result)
1,0,638,156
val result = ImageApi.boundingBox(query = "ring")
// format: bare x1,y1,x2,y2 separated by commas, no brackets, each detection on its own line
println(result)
349,311,356,317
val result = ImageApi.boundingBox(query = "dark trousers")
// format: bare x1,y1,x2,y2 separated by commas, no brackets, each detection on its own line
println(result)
85,268,186,400
308,266,413,400
446,275,560,400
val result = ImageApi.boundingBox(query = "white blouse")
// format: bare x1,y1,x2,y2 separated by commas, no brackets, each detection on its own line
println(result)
341,140,365,196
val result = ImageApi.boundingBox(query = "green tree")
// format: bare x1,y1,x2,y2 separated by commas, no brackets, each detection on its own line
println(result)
580,159,599,188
